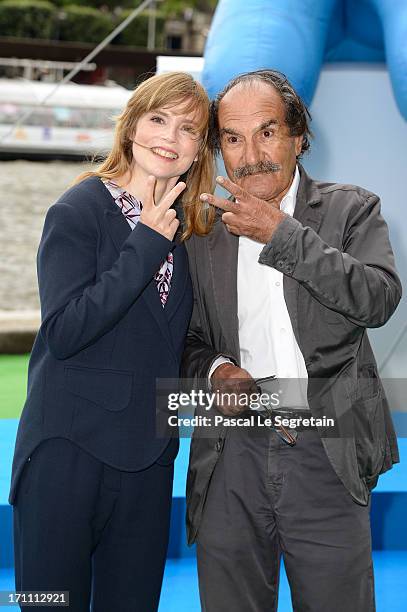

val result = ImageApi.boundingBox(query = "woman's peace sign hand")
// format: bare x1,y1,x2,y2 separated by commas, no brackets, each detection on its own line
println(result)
140,175,186,241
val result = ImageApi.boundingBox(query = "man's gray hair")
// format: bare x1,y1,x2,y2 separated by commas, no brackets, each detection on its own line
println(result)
210,69,312,158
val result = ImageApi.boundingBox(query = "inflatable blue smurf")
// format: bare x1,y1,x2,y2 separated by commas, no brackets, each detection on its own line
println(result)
202,0,407,120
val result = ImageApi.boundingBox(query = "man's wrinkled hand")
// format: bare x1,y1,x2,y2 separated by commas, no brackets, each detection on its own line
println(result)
210,362,257,417
200,176,286,243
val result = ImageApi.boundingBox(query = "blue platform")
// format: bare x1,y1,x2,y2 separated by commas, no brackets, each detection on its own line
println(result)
0,552,406,611
1,419,407,610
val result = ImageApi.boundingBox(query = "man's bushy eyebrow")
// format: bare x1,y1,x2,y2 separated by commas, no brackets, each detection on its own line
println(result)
258,119,278,130
220,127,241,137
219,119,278,138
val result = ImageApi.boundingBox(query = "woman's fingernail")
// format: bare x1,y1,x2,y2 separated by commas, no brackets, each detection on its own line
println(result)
216,176,224,184
200,194,208,201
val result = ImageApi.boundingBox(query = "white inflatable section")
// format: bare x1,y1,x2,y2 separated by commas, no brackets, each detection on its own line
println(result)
156,56,204,82
156,58,407,378
304,65,407,378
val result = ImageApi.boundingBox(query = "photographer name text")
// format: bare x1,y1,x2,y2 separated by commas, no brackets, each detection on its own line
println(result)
167,414,335,428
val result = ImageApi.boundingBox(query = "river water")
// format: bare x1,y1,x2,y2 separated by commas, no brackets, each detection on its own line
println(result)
0,160,92,311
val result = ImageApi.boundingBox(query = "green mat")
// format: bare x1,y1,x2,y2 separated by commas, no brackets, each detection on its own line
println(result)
0,355,29,419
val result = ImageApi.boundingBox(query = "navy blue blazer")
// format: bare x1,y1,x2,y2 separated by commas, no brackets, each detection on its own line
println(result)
9,176,193,504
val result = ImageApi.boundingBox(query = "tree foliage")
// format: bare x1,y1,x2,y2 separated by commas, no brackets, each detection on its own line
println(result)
0,0,218,43
0,0,55,39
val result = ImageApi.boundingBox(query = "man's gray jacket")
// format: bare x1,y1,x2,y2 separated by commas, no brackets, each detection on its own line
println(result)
181,164,402,545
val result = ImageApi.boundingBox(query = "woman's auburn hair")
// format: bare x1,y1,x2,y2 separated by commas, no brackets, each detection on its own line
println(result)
76,71,215,240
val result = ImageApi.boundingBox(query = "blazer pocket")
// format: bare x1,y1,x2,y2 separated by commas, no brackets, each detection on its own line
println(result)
64,366,133,412
353,395,386,478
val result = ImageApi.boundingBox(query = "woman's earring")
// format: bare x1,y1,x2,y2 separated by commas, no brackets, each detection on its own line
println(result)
194,156,198,162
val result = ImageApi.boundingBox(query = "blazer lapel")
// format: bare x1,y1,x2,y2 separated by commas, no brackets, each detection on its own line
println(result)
293,164,323,229
164,243,189,319
283,164,322,346
105,206,132,252
208,216,240,361
141,280,178,360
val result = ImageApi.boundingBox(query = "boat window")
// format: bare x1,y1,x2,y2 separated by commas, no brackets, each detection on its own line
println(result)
0,103,118,129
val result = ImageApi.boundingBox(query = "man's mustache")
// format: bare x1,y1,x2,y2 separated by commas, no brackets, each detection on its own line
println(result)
233,161,282,179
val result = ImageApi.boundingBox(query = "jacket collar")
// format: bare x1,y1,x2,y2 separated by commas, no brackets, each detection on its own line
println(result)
207,217,240,361
293,163,322,225
207,163,322,361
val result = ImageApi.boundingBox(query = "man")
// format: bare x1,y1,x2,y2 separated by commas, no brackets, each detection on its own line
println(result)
181,70,401,612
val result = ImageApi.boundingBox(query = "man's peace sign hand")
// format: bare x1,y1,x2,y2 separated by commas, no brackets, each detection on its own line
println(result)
200,176,286,243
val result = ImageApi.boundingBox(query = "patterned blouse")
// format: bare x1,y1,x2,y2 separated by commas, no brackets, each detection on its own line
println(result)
102,179,173,307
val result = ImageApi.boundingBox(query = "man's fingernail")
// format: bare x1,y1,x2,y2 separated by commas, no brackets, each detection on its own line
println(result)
216,176,224,184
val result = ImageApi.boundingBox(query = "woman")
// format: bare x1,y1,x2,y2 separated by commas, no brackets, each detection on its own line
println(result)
10,72,214,611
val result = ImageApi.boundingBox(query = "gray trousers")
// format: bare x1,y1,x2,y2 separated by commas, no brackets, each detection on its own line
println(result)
196,427,375,612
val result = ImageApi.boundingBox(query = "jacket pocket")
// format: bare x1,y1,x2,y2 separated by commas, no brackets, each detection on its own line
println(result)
64,366,133,412
353,394,386,479
186,434,225,544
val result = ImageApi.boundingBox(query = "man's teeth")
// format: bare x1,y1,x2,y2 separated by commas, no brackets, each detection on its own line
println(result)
152,147,178,159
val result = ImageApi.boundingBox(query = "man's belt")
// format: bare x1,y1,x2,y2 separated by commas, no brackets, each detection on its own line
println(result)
271,408,318,432
256,408,318,445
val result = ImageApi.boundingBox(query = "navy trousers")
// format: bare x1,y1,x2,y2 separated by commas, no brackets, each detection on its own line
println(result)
13,438,174,611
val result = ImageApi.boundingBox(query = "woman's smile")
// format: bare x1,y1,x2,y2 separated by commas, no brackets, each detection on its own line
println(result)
151,146,179,160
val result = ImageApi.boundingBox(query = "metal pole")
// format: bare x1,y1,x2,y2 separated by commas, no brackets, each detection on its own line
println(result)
1,0,156,143
147,1,156,50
